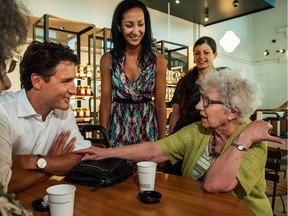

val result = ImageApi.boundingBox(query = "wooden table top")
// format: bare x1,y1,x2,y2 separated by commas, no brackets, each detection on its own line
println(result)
15,172,255,216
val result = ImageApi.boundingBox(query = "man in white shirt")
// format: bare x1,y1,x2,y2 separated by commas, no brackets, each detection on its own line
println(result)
0,41,91,193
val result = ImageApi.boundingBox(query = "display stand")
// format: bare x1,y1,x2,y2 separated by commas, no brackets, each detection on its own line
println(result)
33,14,97,125
156,40,189,122
87,28,112,120
156,40,189,71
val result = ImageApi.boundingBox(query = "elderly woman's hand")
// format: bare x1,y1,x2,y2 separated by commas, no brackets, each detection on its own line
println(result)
234,120,284,148
75,146,107,161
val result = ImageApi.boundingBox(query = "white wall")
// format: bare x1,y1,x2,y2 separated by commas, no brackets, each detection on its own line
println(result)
12,0,288,109
200,15,255,80
252,0,287,108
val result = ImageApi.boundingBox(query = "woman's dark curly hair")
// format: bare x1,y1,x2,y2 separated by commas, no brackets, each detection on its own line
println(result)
177,36,217,118
20,41,79,90
0,0,28,68
110,0,153,69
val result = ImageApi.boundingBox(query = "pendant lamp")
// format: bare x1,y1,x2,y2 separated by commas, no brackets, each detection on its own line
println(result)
219,31,240,53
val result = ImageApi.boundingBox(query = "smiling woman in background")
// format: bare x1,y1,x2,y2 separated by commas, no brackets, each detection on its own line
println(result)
166,36,224,175
99,0,167,148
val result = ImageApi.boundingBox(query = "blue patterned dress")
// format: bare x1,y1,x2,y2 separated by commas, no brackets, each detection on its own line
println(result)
108,47,158,147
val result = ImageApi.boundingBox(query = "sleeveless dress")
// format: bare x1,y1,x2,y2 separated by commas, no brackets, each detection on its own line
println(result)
108,47,158,147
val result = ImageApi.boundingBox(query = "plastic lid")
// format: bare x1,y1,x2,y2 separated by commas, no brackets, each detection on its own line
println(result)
138,191,162,204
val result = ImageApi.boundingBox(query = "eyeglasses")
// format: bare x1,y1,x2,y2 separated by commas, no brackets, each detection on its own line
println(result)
200,94,224,108
1,54,20,79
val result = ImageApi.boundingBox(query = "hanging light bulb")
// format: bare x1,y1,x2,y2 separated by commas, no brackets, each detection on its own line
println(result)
233,0,239,8
264,50,270,56
276,49,286,54
204,8,209,22
219,31,240,53
175,0,180,4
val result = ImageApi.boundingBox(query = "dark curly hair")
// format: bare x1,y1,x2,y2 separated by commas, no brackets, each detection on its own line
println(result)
0,0,28,67
20,41,79,90
110,0,153,69
177,36,217,119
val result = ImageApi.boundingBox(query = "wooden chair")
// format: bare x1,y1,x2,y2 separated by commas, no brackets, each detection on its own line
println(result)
81,124,110,148
265,147,287,215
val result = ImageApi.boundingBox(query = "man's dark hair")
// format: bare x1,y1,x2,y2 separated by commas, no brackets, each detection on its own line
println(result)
20,41,79,90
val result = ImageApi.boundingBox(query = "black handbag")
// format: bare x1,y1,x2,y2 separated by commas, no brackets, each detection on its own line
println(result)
64,157,136,191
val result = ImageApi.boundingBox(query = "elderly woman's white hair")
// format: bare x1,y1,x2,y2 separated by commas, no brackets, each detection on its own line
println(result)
200,68,263,123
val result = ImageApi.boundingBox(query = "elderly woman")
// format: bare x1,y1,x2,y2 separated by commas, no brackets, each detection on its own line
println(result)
76,69,283,216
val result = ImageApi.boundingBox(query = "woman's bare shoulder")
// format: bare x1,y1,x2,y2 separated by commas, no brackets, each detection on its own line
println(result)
101,52,112,61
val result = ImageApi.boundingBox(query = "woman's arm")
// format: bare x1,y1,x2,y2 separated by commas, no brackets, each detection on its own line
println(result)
168,103,180,134
76,141,169,163
203,120,283,192
155,53,167,139
99,53,112,130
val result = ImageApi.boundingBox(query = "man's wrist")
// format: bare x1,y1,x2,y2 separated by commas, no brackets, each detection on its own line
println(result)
36,154,47,171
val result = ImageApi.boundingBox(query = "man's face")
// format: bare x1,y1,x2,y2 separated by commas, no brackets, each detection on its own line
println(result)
40,60,77,111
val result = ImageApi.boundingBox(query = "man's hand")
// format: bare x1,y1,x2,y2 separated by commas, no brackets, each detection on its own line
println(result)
48,131,76,155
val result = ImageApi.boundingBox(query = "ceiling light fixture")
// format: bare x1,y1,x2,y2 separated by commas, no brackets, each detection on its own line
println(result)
204,8,209,22
264,50,270,56
233,0,239,8
276,49,286,54
219,31,240,53
175,0,180,4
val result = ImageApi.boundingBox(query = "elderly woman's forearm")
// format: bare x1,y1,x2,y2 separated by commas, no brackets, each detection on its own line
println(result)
106,142,167,163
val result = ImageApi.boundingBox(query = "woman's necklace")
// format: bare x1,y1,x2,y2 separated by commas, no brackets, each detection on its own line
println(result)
209,132,220,161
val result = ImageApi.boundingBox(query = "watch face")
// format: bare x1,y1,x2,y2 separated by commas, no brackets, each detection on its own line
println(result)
238,145,244,150
37,158,47,169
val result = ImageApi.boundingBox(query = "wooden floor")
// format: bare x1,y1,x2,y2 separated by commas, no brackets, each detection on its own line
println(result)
270,195,287,216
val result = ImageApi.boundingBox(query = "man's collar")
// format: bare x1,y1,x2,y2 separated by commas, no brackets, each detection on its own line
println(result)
17,89,37,117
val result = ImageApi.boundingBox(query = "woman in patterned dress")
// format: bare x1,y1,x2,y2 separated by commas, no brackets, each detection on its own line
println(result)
99,0,167,147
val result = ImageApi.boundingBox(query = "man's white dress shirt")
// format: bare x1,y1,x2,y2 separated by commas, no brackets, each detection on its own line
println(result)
0,89,91,191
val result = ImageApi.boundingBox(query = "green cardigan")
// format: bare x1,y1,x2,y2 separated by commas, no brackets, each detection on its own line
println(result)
157,121,272,216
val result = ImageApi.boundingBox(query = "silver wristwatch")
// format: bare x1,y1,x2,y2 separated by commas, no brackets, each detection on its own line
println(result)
36,154,47,171
231,143,248,152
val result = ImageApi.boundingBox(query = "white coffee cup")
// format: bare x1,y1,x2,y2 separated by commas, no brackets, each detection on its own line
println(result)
137,161,157,191
46,184,76,216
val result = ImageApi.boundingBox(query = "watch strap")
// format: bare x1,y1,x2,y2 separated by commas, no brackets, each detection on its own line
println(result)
37,154,44,159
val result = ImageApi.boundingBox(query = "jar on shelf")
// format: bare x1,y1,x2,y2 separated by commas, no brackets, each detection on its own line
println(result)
73,108,78,117
85,65,92,77
86,86,92,95
79,86,86,95
96,70,101,79
78,108,84,118
84,108,90,117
